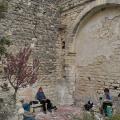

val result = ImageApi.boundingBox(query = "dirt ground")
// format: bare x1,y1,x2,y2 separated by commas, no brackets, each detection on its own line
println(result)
35,105,82,120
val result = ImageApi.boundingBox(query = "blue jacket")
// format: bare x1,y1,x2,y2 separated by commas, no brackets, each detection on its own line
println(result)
36,91,46,101
23,103,30,112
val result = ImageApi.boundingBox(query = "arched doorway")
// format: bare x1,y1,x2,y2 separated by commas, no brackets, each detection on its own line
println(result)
65,0,120,105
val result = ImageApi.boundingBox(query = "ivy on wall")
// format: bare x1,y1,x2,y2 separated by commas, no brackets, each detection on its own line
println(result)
0,1,10,59
0,0,8,18
0,37,10,59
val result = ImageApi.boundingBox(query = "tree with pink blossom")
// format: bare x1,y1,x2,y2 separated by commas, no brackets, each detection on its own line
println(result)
3,47,39,99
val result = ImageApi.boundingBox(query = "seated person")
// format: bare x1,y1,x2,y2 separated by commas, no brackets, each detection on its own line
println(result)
19,99,36,120
84,100,93,111
100,88,112,116
36,87,57,114
20,99,30,112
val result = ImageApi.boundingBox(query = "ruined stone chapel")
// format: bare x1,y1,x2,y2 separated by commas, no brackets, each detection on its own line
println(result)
0,0,120,106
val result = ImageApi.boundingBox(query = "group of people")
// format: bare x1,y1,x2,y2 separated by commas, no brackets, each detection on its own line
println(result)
18,86,115,119
17,87,57,120
84,88,113,117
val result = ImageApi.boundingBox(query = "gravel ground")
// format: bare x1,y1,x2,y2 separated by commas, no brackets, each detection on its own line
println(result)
35,105,82,120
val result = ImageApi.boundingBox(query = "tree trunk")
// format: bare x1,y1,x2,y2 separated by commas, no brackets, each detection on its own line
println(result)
13,88,18,102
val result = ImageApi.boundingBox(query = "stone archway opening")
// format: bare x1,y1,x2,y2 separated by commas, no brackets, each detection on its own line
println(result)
74,6,120,106
62,0,120,106
57,0,120,106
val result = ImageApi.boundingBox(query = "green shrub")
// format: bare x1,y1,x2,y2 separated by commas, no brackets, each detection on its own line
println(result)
71,111,95,120
0,37,11,58
71,116,82,120
58,5,64,13
108,114,120,120
0,1,8,18
82,112,94,120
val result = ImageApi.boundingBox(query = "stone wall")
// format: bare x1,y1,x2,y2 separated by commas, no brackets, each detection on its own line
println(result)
75,7,120,104
56,0,92,105
59,0,95,12
60,0,120,105
0,0,61,104
0,91,15,120
59,0,94,105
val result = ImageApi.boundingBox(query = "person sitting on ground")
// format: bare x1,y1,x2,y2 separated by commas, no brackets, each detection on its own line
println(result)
19,99,36,120
20,99,31,112
100,88,112,116
103,88,112,101
36,87,57,114
84,100,93,111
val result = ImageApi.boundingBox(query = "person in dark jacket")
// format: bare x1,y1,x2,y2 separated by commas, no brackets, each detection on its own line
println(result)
84,100,93,111
36,87,57,114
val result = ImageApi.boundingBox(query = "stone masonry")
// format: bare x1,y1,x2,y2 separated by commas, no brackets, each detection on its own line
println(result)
0,0,120,107
60,0,120,106
0,0,61,105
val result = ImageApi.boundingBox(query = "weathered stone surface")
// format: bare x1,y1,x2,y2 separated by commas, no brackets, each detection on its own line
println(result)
0,0,61,104
0,91,16,120
60,0,120,105
0,0,120,108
